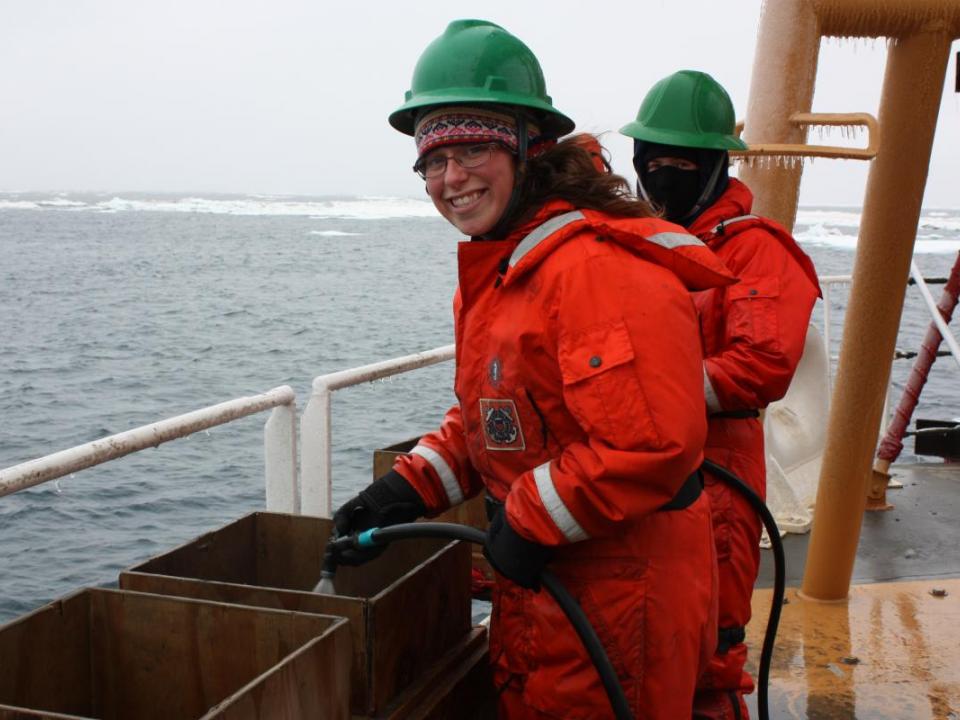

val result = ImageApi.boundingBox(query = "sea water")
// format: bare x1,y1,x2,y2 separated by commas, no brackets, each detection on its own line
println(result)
2,192,959,622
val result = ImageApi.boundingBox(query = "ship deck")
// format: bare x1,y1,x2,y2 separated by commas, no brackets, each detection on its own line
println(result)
746,463,960,718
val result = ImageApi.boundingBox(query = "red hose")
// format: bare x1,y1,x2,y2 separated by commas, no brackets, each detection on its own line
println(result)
876,251,960,462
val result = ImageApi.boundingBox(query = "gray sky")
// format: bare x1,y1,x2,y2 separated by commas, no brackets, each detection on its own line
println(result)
3,0,959,206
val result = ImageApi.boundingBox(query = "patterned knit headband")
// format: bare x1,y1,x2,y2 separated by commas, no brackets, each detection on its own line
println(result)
414,107,541,157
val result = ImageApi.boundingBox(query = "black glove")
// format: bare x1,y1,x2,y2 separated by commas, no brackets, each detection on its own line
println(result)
483,506,552,591
331,470,426,566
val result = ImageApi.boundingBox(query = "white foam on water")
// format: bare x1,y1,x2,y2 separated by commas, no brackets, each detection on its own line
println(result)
797,208,960,233
798,224,960,253
913,239,960,254
796,223,858,251
918,216,960,232
795,207,960,253
796,208,863,229
0,194,437,218
308,230,363,236
85,195,436,218
2,195,958,237
37,199,87,208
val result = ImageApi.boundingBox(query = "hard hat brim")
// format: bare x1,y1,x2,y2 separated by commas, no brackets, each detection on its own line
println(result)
619,121,748,152
391,91,575,138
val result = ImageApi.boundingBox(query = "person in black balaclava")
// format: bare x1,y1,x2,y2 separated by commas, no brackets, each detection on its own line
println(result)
634,141,729,227
621,70,822,720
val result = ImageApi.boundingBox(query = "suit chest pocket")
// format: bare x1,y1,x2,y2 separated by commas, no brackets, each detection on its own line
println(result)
726,277,781,353
557,319,656,447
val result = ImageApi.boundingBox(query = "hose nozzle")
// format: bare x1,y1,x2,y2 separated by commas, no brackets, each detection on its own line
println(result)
312,535,341,594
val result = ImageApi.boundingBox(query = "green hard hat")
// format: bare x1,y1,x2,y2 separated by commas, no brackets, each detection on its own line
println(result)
620,70,747,151
389,19,574,138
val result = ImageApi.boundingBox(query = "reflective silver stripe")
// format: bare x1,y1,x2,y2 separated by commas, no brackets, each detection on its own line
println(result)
704,365,723,413
410,444,464,505
533,462,588,542
710,214,758,235
645,231,703,249
509,210,585,268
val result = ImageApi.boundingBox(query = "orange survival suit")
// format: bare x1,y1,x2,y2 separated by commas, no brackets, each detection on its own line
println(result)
393,199,734,719
690,178,821,719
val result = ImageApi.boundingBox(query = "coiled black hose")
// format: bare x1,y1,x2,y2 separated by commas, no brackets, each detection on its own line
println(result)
702,459,784,720
332,522,634,720
331,461,785,720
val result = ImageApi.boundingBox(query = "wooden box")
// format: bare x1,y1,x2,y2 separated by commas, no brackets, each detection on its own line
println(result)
119,512,471,717
374,439,491,578
0,588,351,720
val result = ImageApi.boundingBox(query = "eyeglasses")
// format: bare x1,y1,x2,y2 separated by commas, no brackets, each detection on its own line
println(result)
413,143,503,180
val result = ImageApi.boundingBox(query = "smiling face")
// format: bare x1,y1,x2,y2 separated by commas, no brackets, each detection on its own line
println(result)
424,143,517,237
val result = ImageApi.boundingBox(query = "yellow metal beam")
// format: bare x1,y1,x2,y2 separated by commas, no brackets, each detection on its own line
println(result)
802,28,952,601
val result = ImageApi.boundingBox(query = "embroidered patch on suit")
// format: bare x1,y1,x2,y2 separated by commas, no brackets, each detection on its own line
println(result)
479,398,526,451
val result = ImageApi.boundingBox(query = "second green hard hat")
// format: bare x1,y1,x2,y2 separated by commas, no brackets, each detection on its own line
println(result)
389,19,575,138
620,70,747,151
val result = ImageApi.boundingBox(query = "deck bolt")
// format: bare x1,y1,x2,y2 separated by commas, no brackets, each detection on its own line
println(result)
930,587,948,597
840,656,860,665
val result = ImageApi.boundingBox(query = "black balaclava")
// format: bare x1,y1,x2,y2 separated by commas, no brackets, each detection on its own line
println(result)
634,141,729,227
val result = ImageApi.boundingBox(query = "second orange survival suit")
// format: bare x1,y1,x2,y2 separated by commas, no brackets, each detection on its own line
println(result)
691,178,821,717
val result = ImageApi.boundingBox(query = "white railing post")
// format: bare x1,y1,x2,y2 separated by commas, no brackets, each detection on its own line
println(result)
823,283,832,387
264,400,298,514
817,276,853,388
300,386,333,518
299,344,456,519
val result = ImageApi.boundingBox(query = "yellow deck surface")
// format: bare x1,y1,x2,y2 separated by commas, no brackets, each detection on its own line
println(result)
745,579,960,718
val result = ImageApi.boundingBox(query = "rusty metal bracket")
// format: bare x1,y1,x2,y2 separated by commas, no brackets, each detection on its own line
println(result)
732,112,879,160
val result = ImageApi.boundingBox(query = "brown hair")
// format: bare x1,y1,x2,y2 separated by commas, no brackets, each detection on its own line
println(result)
501,133,658,233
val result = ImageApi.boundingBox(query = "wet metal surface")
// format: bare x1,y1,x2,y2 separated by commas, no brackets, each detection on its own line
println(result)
746,579,960,719
746,464,960,718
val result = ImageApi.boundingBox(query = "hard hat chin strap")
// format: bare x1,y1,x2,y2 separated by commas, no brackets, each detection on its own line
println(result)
635,177,652,204
677,153,725,226
478,113,529,241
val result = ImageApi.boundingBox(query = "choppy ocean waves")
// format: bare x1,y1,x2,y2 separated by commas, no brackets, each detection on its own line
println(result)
794,209,960,253
4,193,960,252
2,193,960,624
0,193,437,219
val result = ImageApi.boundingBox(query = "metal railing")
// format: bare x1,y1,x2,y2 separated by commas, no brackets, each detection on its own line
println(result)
0,386,298,512
820,272,960,372
818,275,852,387
299,345,455,517
4,270,959,515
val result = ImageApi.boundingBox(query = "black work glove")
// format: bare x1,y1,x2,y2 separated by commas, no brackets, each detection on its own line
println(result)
483,505,553,591
331,470,427,566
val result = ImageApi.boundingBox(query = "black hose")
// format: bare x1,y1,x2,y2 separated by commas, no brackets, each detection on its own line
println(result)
338,522,635,720
701,459,784,720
